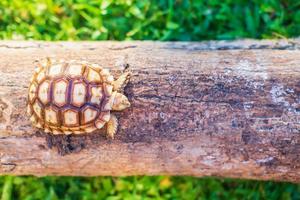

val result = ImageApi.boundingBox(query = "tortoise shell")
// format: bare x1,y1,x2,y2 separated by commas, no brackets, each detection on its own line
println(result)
27,59,115,135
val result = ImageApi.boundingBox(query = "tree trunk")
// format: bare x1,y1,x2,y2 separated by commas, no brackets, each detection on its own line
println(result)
0,40,299,182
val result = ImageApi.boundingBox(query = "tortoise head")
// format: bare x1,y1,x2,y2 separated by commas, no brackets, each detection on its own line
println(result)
112,92,130,111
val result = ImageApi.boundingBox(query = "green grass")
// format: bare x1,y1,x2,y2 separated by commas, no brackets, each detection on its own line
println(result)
0,176,299,200
0,0,300,199
0,0,299,41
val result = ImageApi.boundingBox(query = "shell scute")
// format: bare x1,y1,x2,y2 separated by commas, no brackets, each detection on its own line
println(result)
95,119,106,129
71,80,87,107
86,67,102,83
27,105,33,116
48,63,64,77
45,106,59,125
62,109,80,127
28,83,38,103
65,64,85,77
89,85,103,106
84,126,97,133
38,80,51,105
103,83,113,96
82,106,98,125
36,69,46,83
32,100,43,119
30,115,37,124
100,69,114,84
53,78,68,107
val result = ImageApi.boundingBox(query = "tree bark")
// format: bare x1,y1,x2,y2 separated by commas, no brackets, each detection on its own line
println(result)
0,40,299,182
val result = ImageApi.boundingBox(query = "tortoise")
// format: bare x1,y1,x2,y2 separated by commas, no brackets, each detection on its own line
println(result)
27,58,130,138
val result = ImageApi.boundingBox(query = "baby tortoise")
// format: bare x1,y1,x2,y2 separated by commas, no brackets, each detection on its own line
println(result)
27,58,130,138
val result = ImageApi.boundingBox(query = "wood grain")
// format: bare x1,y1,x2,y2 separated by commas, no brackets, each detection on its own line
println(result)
0,40,299,182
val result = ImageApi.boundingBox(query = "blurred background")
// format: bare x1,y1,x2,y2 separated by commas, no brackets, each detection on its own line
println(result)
0,0,299,199
0,0,299,41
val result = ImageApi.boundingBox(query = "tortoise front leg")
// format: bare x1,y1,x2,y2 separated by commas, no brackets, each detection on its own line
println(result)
113,72,130,92
107,114,118,139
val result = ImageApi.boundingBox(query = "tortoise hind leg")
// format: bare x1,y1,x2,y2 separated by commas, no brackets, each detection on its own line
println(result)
113,72,130,92
107,114,118,139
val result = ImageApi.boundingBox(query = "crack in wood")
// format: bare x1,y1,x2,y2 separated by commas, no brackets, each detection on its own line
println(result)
108,45,137,50
163,40,300,51
0,163,16,172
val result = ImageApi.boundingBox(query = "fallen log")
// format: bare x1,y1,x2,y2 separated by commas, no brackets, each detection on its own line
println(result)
0,40,299,182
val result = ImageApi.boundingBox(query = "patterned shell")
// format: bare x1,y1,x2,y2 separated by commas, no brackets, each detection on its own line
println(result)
27,60,114,135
